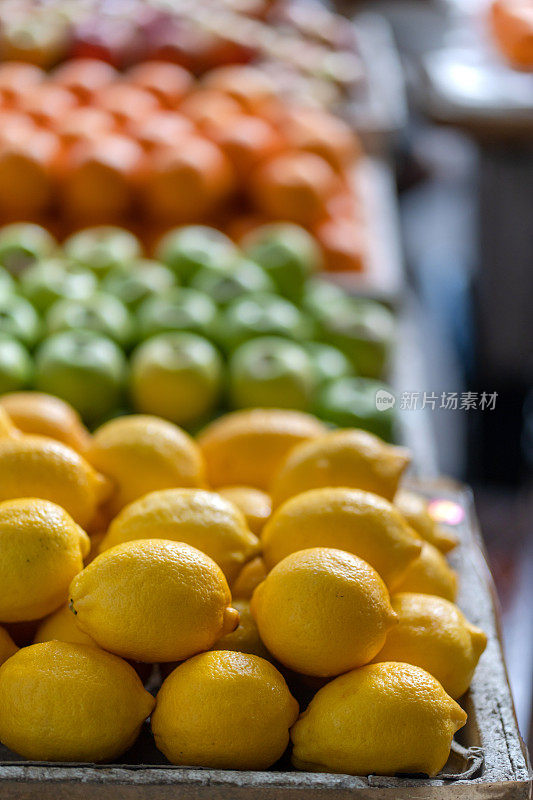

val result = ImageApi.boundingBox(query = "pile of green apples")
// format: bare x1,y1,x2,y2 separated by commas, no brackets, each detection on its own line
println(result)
0,221,397,439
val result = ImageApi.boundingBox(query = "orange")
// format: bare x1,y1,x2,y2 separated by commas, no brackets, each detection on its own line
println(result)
314,217,366,273
52,59,118,103
143,136,234,223
95,84,161,129
0,111,37,149
18,85,78,128
127,61,193,108
280,107,361,173
58,134,144,223
0,130,59,218
180,89,242,130
251,152,340,226
207,114,284,177
490,0,533,69
54,107,116,148
0,62,44,107
203,65,279,115
128,111,194,153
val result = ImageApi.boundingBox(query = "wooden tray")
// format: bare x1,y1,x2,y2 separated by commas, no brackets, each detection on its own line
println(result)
0,479,530,798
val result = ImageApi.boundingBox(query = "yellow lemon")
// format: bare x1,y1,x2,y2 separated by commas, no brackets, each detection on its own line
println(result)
394,540,458,601
291,661,467,776
33,603,95,648
218,486,272,535
0,499,90,622
262,488,422,589
231,556,268,600
0,626,17,667
86,414,206,515
212,599,271,659
0,407,18,438
0,392,91,453
197,408,327,490
99,488,259,583
372,593,487,698
395,490,458,553
251,547,397,677
0,435,111,528
152,650,299,769
271,429,410,507
0,641,155,762
70,539,239,663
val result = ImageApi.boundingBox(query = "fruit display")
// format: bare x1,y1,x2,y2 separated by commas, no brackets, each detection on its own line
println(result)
0,0,364,106
490,0,533,70
0,221,396,437
0,58,369,271
0,396,486,774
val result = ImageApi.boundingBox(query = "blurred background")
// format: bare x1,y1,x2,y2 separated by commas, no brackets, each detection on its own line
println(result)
0,0,530,749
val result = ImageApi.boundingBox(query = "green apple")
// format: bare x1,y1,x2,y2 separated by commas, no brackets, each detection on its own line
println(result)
0,295,41,348
212,293,312,353
34,330,128,424
0,266,15,300
229,336,317,411
241,223,322,301
130,332,223,428
302,278,349,319
101,260,176,309
0,334,33,394
20,259,97,313
63,227,142,276
155,226,238,283
45,292,135,347
0,223,57,275
315,377,395,441
190,258,274,306
316,298,395,378
306,342,353,386
137,287,218,340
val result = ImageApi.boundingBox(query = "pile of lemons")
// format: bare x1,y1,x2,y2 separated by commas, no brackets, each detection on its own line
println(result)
0,393,486,776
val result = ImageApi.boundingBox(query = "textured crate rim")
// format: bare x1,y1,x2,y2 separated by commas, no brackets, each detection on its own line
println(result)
0,479,531,798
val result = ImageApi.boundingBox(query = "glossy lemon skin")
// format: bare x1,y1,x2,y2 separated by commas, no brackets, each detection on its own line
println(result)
394,540,458,602
372,593,487,698
262,487,422,589
70,539,239,663
291,661,467,777
271,429,410,508
197,408,327,490
0,435,110,528
395,491,458,554
99,488,260,584
152,650,299,770
212,599,271,660
86,414,206,516
231,556,268,600
33,602,96,648
0,498,90,622
0,392,91,453
218,486,272,536
251,547,397,677
0,641,155,762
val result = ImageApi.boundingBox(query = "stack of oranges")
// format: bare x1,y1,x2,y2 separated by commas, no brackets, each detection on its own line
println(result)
0,59,366,273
